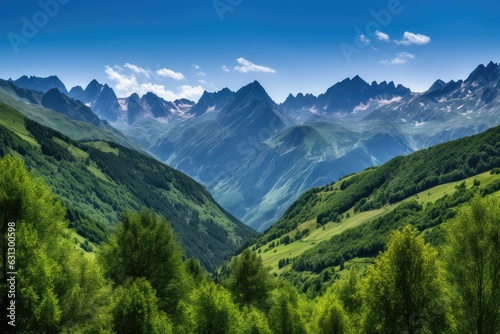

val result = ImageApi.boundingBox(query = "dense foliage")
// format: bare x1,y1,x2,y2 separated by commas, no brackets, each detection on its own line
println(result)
442,196,500,333
292,185,474,274
1,155,499,333
0,102,257,270
0,156,112,333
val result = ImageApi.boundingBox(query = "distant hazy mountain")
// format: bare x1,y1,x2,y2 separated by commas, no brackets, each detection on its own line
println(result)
0,79,145,152
10,75,69,95
68,79,121,122
69,79,196,127
363,61,500,149
118,92,194,124
281,76,411,120
153,81,293,183
153,80,413,230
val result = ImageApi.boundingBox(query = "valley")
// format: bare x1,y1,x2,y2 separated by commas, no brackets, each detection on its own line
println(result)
1,62,499,334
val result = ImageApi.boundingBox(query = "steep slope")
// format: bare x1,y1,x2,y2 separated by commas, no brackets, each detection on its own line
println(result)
0,101,257,270
41,88,103,126
212,121,396,231
0,80,145,152
242,125,500,292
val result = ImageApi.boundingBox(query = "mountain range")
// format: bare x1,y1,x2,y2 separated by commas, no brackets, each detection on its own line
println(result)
6,61,500,232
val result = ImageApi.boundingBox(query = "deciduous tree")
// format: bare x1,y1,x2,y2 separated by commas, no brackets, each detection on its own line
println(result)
442,196,500,333
362,226,452,334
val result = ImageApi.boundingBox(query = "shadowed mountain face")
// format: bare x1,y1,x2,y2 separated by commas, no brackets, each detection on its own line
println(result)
42,88,103,126
362,61,500,149
280,76,411,118
10,75,69,95
188,88,236,117
153,81,291,183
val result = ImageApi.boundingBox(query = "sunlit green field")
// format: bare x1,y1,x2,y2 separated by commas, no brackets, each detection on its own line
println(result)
256,169,500,273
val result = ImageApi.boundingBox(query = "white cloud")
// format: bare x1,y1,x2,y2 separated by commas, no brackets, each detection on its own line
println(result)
222,65,230,72
234,58,276,73
198,79,208,84
105,65,139,95
140,84,204,101
380,52,415,65
195,71,207,77
179,85,205,100
124,63,150,77
359,35,370,45
192,64,201,70
106,64,204,101
156,68,186,81
395,31,431,46
140,83,178,101
375,30,390,42
396,52,415,59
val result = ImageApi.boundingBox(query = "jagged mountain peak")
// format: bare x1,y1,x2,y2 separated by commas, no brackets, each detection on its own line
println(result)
142,91,161,100
84,79,103,99
465,61,499,84
235,80,273,103
129,92,141,100
69,85,85,100
188,87,236,116
88,78,101,86
175,98,194,105
426,79,447,93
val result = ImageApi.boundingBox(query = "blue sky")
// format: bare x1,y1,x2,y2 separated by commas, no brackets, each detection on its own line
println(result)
1,0,499,102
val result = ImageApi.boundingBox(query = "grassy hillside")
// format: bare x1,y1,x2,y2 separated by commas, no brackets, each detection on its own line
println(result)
0,89,145,152
244,125,500,294
0,101,257,270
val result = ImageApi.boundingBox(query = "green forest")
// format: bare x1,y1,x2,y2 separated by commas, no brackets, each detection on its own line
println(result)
1,155,500,333
0,101,257,271
0,96,499,333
